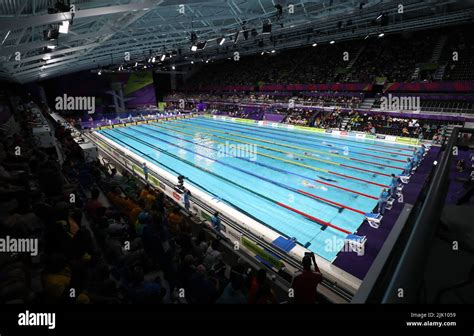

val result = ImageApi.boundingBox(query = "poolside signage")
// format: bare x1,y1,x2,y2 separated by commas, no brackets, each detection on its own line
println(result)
172,191,181,202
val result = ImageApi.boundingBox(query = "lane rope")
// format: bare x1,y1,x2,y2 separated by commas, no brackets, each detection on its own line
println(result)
203,115,417,153
144,123,380,199
195,117,414,156
124,126,368,215
106,129,355,234
177,118,409,163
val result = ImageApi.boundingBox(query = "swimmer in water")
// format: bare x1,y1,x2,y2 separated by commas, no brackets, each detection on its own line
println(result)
301,180,328,191
287,153,304,161
329,150,339,154
304,152,320,158
318,175,338,183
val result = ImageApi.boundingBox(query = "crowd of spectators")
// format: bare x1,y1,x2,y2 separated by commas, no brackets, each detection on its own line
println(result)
286,109,314,126
182,25,474,89
345,32,438,83
186,24,474,89
164,91,461,139
183,41,361,88
326,110,462,141
439,24,474,81
228,108,264,119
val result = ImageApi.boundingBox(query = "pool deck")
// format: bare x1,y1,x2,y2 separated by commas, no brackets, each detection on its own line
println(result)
332,146,442,280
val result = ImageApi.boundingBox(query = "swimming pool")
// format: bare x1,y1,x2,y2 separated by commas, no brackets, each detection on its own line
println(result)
98,116,416,261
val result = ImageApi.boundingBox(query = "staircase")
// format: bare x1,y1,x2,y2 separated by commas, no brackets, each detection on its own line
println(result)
433,64,447,81
308,111,322,127
445,124,456,139
282,111,291,123
347,45,365,70
411,66,420,81
340,116,351,130
344,45,366,81
360,97,375,110
430,35,448,63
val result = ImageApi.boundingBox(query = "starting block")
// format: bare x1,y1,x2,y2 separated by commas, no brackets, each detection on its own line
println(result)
400,175,410,184
345,234,367,256
365,212,383,229
385,198,395,210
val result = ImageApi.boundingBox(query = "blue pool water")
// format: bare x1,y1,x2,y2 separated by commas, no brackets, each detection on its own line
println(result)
98,116,416,261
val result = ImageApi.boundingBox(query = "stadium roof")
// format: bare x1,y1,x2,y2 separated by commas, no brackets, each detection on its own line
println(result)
1,0,474,83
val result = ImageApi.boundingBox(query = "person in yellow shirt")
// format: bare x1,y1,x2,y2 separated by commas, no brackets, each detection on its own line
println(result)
42,255,71,303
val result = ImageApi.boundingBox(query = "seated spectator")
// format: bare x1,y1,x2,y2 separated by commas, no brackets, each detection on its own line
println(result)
85,188,104,220
187,264,218,304
129,199,146,228
217,277,247,304
203,239,222,270
167,207,184,235
248,268,277,304
41,254,71,303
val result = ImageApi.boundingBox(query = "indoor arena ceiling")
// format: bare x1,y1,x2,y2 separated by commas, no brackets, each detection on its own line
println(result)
0,0,474,83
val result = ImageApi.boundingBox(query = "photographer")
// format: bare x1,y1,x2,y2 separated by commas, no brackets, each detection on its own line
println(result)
291,252,322,304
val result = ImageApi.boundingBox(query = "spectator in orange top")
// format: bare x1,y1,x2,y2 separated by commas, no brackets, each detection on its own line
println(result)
107,187,138,216
129,199,146,228
139,184,151,201
167,206,184,235
144,191,157,210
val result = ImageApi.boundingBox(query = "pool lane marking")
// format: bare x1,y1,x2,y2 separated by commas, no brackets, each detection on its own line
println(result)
202,115,416,153
154,121,404,171
176,118,408,163
152,122,389,188
195,117,414,156
144,123,381,199
107,129,354,235
124,126,368,215
188,118,411,159
162,121,391,178
148,122,390,177
201,116,416,153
